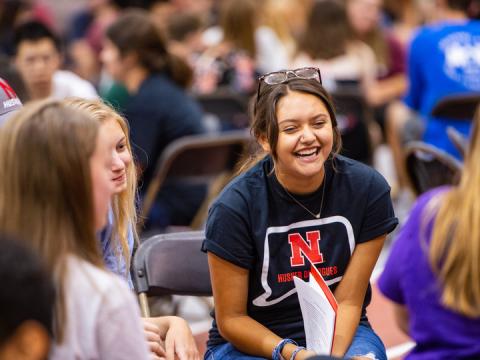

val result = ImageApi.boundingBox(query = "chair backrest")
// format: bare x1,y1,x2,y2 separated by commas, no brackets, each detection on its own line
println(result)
139,130,253,226
331,87,374,164
431,93,480,119
196,91,249,129
132,230,210,316
446,126,468,158
405,141,463,196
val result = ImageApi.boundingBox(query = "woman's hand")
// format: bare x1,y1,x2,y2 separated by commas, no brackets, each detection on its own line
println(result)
143,319,167,359
163,316,200,360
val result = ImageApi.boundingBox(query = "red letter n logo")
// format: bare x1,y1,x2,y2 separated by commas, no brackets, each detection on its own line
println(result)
0,79,17,100
288,231,324,267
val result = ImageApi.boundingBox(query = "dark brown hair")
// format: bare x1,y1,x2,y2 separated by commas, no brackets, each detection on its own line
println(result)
299,0,352,60
106,9,193,88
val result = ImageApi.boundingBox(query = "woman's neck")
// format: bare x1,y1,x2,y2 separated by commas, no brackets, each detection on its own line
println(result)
124,67,149,94
275,167,326,195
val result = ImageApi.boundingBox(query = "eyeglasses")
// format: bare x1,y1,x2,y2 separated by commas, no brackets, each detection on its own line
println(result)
255,67,322,107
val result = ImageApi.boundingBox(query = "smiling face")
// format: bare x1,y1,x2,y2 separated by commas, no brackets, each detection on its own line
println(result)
101,117,132,194
264,90,333,194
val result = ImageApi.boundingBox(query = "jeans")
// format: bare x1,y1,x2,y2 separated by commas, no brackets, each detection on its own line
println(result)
204,322,386,360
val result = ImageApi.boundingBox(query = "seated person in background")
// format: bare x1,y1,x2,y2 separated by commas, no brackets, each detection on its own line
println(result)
0,235,55,360
166,11,206,67
102,9,207,230
0,100,150,359
194,0,260,96
13,21,98,102
378,108,480,359
345,0,407,110
291,0,377,100
386,0,480,189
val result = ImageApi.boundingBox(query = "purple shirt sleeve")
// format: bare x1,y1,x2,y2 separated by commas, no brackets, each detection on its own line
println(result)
378,187,448,304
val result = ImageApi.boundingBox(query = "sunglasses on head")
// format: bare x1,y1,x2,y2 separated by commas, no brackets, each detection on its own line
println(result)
255,67,322,107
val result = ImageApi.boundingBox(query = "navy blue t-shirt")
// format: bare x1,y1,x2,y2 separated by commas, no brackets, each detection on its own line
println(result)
203,155,398,347
125,74,206,226
125,73,205,188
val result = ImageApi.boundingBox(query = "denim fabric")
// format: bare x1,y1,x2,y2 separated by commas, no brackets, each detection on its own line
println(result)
205,322,386,360
204,343,267,360
344,322,386,360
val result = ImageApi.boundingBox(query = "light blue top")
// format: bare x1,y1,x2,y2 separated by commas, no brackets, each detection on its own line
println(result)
99,208,134,288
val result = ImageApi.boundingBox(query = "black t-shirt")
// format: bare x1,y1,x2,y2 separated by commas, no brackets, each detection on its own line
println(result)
202,155,398,347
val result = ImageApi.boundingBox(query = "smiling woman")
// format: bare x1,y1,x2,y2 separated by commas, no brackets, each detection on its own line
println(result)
63,98,137,284
202,68,398,360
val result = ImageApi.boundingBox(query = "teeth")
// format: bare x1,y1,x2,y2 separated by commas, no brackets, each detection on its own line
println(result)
296,149,317,156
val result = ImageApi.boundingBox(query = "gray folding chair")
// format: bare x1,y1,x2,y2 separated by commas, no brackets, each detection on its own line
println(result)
131,231,211,317
331,86,374,165
138,130,253,233
405,141,462,196
446,126,468,158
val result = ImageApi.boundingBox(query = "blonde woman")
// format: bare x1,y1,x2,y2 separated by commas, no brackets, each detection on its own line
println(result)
0,99,150,359
64,98,200,360
378,115,480,358
64,98,137,285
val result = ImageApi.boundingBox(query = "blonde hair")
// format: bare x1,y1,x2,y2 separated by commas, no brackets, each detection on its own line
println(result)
429,111,480,317
0,99,102,341
63,98,138,271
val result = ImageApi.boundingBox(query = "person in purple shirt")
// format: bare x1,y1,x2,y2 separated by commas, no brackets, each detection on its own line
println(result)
378,112,480,359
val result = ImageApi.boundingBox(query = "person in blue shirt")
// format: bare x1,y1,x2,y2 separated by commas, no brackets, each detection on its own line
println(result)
386,0,480,189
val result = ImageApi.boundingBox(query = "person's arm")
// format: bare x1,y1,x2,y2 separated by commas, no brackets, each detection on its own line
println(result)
331,235,386,357
392,303,410,336
368,74,407,107
143,316,200,360
208,253,316,360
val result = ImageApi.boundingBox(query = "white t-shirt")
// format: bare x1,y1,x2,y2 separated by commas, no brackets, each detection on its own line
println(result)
49,256,150,360
202,25,289,73
291,41,377,93
52,70,98,100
